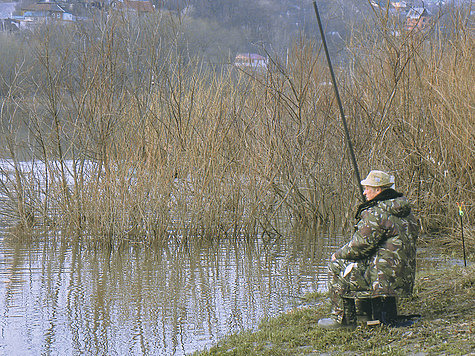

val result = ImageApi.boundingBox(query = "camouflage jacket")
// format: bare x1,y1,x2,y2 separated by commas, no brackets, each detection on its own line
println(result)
334,194,419,297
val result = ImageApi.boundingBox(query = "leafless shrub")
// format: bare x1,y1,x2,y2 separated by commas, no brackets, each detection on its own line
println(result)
0,8,472,244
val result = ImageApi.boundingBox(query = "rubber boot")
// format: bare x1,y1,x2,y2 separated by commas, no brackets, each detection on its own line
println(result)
342,298,357,326
371,297,397,325
355,298,372,322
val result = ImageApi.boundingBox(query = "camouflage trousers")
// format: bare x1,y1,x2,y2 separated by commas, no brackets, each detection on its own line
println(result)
328,258,370,322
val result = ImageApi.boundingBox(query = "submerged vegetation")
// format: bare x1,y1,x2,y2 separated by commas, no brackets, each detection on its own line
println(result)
0,5,473,244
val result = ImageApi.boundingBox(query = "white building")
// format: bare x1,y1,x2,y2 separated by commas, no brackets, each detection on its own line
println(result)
234,53,268,71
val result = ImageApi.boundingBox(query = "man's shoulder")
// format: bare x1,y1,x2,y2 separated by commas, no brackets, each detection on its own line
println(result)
361,199,404,224
362,202,389,217
360,206,385,227
378,196,413,219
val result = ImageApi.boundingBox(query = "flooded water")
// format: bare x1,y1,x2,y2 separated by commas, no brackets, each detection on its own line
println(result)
0,232,340,355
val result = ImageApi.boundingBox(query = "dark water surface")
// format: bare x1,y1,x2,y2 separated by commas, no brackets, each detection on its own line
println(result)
0,232,340,355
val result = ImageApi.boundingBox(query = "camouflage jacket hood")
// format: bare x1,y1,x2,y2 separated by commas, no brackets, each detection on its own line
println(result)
354,188,404,220
334,193,420,297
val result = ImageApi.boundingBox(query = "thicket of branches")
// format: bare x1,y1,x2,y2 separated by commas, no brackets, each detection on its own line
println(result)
0,6,473,246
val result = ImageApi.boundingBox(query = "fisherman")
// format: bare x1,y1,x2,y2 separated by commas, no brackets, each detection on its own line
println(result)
318,170,420,328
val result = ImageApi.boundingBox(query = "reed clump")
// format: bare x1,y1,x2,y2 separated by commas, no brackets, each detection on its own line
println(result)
0,8,473,243
343,6,474,240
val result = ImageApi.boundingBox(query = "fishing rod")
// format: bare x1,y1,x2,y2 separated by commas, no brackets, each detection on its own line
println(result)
312,0,365,202
457,202,467,267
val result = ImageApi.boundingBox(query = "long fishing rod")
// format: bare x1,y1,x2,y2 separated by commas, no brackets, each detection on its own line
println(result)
312,0,365,202
457,202,467,267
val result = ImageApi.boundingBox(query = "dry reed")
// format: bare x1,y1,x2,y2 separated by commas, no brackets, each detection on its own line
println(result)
0,8,473,244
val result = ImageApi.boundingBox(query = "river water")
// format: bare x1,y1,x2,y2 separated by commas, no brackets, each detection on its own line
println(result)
0,230,341,355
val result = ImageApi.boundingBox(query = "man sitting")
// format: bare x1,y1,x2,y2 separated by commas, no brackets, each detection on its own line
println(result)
318,170,420,328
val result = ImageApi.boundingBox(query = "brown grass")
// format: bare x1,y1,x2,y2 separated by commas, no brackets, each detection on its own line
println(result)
0,8,473,243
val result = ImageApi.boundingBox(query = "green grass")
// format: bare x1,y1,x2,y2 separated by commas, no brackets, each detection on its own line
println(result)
195,259,475,355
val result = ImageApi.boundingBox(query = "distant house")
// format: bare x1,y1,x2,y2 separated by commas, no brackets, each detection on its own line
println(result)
234,53,268,71
391,1,407,11
20,0,75,24
371,0,407,8
406,7,431,31
110,0,154,13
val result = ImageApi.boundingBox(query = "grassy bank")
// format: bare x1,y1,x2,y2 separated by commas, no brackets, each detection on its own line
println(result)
196,250,474,355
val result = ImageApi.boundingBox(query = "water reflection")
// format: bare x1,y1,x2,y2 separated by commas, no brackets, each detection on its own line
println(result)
0,232,338,355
